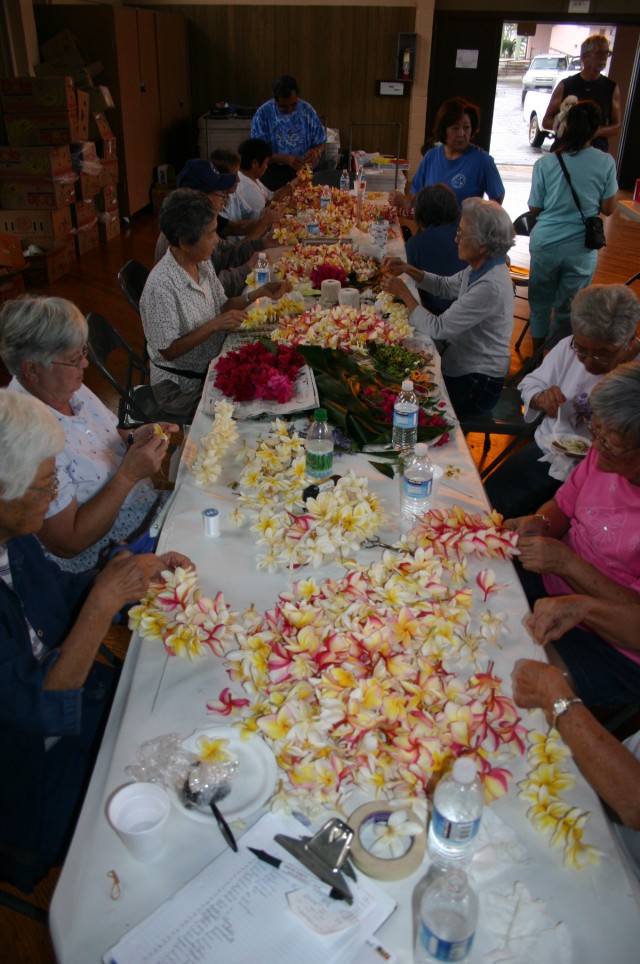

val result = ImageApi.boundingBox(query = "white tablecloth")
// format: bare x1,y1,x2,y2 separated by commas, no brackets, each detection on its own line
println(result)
50,340,640,964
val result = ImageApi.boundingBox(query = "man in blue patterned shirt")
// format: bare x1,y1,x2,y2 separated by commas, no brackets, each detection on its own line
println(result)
251,75,326,190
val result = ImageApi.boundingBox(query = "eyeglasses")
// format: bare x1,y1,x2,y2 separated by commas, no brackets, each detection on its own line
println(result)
587,422,638,458
51,343,89,368
455,231,475,242
28,475,60,499
212,190,229,200
570,337,620,366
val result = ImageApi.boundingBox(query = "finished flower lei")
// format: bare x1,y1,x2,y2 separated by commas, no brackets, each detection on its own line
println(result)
190,398,239,488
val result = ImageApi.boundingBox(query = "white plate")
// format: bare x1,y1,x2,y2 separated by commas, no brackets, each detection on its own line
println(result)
173,726,277,823
549,433,590,458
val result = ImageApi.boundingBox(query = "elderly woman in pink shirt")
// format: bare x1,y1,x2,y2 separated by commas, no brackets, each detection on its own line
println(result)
507,360,640,709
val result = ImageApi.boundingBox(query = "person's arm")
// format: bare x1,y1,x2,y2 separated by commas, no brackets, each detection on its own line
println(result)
514,499,640,604
600,195,617,216
526,594,640,652
44,552,192,690
158,310,245,361
596,84,622,141
542,80,566,132
512,657,640,828
39,430,171,557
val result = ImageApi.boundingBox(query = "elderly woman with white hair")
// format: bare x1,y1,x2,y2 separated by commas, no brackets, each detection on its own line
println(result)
0,296,177,572
382,197,515,417
486,283,640,517
0,389,190,889
509,360,640,709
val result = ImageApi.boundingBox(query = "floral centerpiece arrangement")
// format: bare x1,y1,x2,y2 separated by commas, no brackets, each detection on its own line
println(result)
271,301,411,354
214,342,304,404
230,419,384,572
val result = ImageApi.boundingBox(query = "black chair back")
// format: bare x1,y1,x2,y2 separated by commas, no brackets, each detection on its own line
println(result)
117,260,150,315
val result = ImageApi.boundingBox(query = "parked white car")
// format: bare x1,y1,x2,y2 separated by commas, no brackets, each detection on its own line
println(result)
521,54,577,104
522,89,555,148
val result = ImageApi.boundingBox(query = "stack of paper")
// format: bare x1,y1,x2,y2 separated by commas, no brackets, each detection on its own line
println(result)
104,813,396,964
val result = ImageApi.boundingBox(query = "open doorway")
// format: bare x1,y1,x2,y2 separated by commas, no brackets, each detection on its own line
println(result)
489,22,617,220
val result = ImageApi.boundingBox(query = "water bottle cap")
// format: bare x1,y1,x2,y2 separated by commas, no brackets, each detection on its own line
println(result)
258,251,267,258
452,756,478,784
401,379,414,391
314,408,327,421
414,443,429,456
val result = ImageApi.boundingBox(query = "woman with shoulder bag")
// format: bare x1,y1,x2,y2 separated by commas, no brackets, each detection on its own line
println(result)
527,100,618,353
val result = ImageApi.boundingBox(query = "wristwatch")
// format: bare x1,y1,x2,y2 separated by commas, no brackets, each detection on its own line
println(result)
552,696,583,729
126,431,136,447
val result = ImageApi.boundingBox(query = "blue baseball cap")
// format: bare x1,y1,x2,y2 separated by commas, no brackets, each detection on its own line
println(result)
176,159,236,192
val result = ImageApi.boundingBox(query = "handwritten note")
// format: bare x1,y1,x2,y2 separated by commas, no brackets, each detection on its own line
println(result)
104,814,396,964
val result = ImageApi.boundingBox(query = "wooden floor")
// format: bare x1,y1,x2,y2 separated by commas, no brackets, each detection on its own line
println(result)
1,189,638,963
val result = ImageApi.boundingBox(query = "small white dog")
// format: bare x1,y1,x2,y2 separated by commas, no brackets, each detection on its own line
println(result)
553,95,579,138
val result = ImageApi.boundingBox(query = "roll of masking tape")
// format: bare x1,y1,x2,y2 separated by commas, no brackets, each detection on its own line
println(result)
320,278,341,306
348,801,426,881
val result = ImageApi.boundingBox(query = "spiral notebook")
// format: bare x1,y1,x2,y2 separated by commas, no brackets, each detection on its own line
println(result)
104,812,396,964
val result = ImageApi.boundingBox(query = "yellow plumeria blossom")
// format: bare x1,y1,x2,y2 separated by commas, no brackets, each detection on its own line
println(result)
195,735,232,765
241,291,305,327
203,530,526,818
191,399,239,488
520,729,602,869
233,420,384,571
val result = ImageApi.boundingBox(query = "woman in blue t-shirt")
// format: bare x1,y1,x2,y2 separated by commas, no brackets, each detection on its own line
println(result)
390,97,504,215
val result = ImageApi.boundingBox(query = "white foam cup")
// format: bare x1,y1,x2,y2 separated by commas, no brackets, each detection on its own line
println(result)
107,782,170,861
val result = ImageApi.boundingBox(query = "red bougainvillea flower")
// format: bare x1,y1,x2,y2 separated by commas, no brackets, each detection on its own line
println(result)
310,263,348,288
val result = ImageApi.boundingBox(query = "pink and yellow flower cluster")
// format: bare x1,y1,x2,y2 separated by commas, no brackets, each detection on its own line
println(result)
128,566,240,660
205,514,527,817
272,302,411,351
275,242,379,287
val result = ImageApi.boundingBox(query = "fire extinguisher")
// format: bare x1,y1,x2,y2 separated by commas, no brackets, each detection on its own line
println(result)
402,48,412,80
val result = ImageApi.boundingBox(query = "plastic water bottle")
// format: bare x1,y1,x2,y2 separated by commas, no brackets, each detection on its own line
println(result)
415,868,478,963
428,757,484,864
254,251,270,286
401,443,434,523
305,408,334,481
320,185,332,209
392,379,419,451
340,168,350,191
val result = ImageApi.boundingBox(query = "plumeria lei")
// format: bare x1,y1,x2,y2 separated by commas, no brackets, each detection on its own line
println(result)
214,342,304,404
204,524,527,818
271,301,412,351
190,399,239,488
230,419,384,571
519,729,601,870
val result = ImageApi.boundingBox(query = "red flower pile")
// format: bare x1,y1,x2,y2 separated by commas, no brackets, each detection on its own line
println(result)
214,342,304,403
309,262,347,288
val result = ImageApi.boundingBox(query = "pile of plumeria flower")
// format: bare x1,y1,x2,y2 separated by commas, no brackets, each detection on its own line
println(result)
271,166,396,244
190,399,239,488
272,242,380,287
241,291,306,330
518,729,600,870
271,300,412,350
230,419,384,572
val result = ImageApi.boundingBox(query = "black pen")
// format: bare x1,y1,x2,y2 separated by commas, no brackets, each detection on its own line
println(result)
248,847,344,900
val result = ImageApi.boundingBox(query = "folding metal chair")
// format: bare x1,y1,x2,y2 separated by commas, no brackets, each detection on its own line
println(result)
510,211,536,353
86,312,186,428
117,259,149,315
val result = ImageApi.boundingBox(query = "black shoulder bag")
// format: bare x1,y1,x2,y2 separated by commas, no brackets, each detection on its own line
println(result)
556,153,606,250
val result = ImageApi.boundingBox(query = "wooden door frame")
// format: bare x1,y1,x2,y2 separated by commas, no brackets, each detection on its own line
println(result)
427,10,640,189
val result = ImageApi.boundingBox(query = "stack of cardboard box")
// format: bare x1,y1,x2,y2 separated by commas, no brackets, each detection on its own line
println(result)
0,31,121,285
